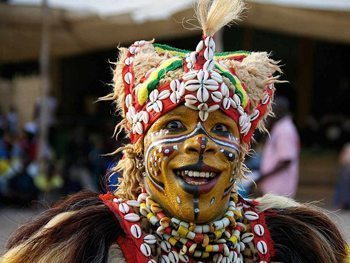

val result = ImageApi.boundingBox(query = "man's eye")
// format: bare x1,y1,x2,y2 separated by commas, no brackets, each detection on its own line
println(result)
165,120,185,131
212,124,229,133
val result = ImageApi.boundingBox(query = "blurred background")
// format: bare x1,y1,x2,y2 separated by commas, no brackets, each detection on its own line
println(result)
0,0,349,250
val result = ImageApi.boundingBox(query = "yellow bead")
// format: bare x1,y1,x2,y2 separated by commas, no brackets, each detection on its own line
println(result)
169,237,177,246
229,235,238,244
178,225,189,237
205,245,213,252
202,252,210,258
147,212,155,220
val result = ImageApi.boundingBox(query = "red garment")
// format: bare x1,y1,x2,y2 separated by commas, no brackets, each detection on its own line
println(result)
100,193,275,262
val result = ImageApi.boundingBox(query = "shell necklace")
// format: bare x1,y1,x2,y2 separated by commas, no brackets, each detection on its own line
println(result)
126,191,257,262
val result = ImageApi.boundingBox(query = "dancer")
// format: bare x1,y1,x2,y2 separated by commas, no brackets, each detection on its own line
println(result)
1,0,347,262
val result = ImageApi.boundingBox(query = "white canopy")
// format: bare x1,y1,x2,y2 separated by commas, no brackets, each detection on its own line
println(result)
1,0,350,62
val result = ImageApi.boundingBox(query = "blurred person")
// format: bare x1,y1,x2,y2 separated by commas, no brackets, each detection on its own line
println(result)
334,143,350,209
34,160,64,203
6,105,19,136
1,1,347,262
258,96,300,197
34,92,58,149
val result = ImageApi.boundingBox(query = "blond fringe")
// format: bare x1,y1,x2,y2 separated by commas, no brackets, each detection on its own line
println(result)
111,142,144,200
0,212,76,263
256,194,300,212
196,0,245,36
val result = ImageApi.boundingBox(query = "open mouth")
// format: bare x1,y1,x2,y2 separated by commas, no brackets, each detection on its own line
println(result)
173,164,221,194
174,170,218,185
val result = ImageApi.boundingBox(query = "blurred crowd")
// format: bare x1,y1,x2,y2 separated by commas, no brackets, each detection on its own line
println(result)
0,104,115,207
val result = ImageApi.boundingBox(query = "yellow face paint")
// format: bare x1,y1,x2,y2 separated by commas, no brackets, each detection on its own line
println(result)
143,106,240,223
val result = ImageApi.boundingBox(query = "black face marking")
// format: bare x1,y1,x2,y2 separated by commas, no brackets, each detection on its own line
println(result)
193,196,199,220
223,183,235,198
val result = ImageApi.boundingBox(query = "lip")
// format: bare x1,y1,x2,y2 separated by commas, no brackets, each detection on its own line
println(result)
173,163,222,194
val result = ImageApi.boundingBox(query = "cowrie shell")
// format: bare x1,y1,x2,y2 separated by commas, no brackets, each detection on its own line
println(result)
161,255,170,263
245,210,259,221
129,46,139,55
239,115,246,127
124,72,133,85
211,91,223,102
113,198,122,203
237,106,244,115
189,243,197,253
240,241,246,251
124,57,133,66
168,251,179,263
157,225,165,235
148,260,157,263
137,193,148,202
144,234,157,245
233,94,241,105
179,253,189,262
250,109,260,121
119,203,130,214
160,240,171,252
211,71,223,83
126,200,140,207
199,111,209,121
213,253,223,263
223,98,230,110
190,52,197,64
205,36,215,48
124,213,140,222
223,244,229,256
183,71,198,80
180,245,187,254
130,224,142,239
204,47,214,60
197,87,209,102
254,224,265,236
262,93,270,104
140,243,151,257
203,59,215,71
195,40,204,53
257,240,268,254
241,232,254,243
241,122,251,135
230,98,237,108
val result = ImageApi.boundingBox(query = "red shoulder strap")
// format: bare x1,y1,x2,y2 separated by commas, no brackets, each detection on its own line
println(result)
99,193,149,263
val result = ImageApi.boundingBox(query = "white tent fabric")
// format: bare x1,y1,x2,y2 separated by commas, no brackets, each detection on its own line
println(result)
2,0,350,62
9,0,194,22
10,0,350,17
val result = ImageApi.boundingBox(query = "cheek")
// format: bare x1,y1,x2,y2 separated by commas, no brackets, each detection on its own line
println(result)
145,143,179,179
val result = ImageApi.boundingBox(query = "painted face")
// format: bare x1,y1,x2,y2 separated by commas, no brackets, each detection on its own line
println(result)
143,106,240,223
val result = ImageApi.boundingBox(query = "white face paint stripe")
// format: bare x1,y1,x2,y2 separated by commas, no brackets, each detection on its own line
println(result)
145,122,239,160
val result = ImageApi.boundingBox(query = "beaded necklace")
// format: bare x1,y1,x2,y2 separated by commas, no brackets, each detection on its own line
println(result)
101,189,273,263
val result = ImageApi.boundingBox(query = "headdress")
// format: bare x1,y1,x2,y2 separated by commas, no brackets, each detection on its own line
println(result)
103,0,281,145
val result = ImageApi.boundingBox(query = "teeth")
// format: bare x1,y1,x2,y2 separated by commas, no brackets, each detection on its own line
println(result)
176,170,217,178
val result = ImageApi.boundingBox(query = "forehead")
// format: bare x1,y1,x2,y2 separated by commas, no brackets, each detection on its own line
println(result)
146,106,240,134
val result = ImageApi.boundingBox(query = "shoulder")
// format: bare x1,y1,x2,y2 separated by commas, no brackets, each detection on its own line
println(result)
255,194,347,263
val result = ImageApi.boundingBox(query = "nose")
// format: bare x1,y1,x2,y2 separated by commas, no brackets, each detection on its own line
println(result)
184,135,217,155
